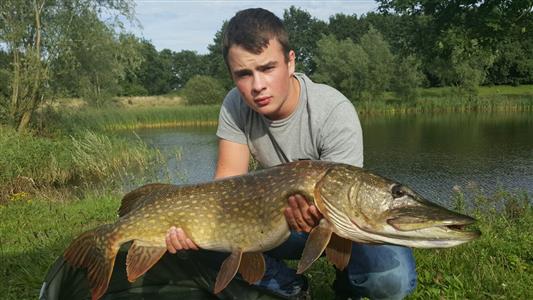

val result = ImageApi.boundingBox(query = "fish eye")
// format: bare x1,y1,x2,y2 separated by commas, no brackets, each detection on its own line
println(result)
391,184,405,199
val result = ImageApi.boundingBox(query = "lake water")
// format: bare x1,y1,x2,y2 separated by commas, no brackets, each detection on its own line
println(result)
128,111,533,206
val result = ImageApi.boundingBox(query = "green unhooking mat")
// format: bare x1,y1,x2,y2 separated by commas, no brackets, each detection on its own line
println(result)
39,245,287,300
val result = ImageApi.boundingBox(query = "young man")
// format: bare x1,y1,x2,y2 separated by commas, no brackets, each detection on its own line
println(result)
166,8,417,299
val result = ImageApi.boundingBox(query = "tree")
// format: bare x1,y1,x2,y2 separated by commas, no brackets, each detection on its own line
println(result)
328,13,368,43
205,22,233,91
0,0,135,130
283,6,328,75
313,35,369,101
391,55,424,101
359,26,395,99
376,0,533,85
173,50,208,90
433,29,495,95
51,14,141,107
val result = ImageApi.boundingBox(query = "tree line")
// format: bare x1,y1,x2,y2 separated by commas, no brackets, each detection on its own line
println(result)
1,1,532,131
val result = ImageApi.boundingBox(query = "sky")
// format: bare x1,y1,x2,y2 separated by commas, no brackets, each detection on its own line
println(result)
131,0,379,54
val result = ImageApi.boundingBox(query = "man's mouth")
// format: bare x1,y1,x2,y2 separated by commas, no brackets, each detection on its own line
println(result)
254,96,272,107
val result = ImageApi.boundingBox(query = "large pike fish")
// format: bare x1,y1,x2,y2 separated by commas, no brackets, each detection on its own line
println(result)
64,160,480,300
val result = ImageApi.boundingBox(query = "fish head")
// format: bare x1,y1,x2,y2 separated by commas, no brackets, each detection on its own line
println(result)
315,164,481,248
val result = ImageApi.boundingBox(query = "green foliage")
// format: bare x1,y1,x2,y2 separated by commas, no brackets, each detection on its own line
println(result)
172,50,209,89
53,105,220,132
488,39,533,85
391,55,424,101
0,192,121,299
328,13,368,43
120,40,174,96
439,29,495,96
359,26,395,100
0,126,154,189
181,75,226,105
283,6,328,74
205,22,234,91
376,0,533,88
0,0,136,129
313,34,369,101
313,27,399,101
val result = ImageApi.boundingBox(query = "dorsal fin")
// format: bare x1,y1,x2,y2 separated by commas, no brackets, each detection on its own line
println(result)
119,183,175,217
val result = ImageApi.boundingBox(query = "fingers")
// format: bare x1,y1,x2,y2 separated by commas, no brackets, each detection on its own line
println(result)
165,226,199,253
308,204,323,221
285,194,322,233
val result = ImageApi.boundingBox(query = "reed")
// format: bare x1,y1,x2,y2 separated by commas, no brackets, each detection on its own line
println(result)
0,126,159,200
57,105,220,132
355,94,533,115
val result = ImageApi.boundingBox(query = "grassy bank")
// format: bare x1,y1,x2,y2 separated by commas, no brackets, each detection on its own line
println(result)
50,105,220,133
0,126,161,203
44,85,533,133
1,188,530,299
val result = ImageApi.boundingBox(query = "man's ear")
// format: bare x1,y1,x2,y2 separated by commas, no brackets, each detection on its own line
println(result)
288,50,296,73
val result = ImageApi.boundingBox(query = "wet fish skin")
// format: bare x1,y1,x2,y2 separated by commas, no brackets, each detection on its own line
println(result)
63,160,480,300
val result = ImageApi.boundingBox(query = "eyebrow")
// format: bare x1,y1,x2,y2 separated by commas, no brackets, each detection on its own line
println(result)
232,61,278,77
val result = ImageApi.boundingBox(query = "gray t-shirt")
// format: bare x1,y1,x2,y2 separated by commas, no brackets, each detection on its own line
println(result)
216,73,363,168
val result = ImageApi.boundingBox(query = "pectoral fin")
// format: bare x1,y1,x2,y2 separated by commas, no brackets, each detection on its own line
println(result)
325,233,352,270
297,219,333,274
238,252,265,284
126,241,166,282
214,249,243,294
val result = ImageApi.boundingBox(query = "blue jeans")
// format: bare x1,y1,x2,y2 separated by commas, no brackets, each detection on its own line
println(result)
260,231,417,299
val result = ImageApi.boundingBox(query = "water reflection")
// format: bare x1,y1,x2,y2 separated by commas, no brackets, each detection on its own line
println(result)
124,112,533,206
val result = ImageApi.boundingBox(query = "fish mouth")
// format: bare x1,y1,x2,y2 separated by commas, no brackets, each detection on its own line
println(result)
346,204,481,245
386,216,481,238
383,206,481,240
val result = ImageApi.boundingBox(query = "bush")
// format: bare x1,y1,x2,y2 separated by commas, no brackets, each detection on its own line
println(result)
181,75,226,105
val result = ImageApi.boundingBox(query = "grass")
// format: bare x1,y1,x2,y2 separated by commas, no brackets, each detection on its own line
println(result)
0,188,530,299
49,105,220,133
356,93,533,115
0,191,121,299
0,126,161,202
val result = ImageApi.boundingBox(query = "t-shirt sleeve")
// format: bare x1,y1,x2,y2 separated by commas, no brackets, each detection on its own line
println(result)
216,89,248,145
318,101,364,167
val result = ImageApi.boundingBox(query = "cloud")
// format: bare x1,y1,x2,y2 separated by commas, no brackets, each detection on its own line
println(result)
132,0,378,53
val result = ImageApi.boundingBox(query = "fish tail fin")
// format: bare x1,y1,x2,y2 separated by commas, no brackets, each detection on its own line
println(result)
64,224,119,300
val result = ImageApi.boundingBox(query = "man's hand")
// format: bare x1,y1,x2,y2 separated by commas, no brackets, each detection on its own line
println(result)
284,194,323,233
165,226,199,253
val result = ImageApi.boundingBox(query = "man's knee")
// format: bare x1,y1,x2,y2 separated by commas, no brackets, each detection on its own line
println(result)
347,268,417,299
341,245,417,299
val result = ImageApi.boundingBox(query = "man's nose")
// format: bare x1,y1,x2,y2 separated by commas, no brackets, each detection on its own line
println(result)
252,73,266,93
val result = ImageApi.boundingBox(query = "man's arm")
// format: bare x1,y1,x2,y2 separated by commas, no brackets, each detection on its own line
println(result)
214,138,250,179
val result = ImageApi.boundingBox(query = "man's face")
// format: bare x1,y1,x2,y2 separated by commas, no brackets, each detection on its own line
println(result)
227,39,297,120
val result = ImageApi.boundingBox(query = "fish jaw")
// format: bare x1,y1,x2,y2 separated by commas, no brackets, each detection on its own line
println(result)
315,163,481,248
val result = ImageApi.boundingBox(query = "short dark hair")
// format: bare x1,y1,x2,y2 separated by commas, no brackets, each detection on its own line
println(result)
222,8,290,65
